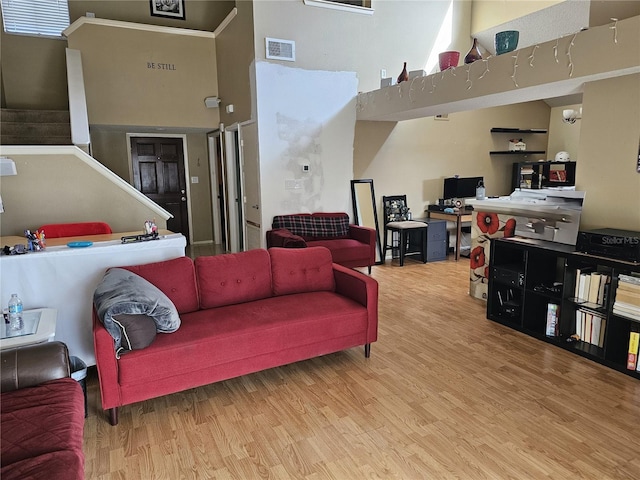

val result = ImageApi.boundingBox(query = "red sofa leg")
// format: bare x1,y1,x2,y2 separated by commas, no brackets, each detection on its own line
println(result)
108,407,119,426
364,343,371,358
368,265,372,274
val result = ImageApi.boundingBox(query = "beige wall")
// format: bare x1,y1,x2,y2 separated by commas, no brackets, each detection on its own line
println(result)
0,151,167,236
547,103,581,162
252,0,472,94
66,21,220,129
471,0,563,34
0,33,69,109
216,2,255,124
577,74,640,231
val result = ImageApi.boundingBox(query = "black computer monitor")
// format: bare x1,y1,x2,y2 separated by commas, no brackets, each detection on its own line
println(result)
443,176,483,199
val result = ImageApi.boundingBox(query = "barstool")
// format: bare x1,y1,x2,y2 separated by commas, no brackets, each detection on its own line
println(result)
384,221,428,266
382,195,429,266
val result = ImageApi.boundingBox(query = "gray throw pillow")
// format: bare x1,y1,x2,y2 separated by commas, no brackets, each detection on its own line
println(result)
112,314,157,357
94,268,181,353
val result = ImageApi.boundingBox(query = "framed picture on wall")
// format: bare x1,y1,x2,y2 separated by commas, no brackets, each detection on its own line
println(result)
150,0,186,20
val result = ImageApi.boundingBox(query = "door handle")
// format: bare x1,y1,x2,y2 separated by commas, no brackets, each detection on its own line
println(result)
181,197,187,201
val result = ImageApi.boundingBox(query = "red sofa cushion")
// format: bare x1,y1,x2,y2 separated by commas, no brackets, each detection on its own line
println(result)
1,378,84,479
272,213,350,240
196,249,273,309
116,292,368,386
269,246,335,296
122,256,199,314
307,239,371,265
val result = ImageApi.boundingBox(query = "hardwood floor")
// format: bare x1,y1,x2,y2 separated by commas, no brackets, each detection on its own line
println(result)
83,256,640,479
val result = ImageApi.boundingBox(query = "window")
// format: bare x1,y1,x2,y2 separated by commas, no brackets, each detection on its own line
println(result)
1,0,70,38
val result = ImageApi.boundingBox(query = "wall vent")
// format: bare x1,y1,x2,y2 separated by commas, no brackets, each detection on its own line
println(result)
265,37,295,62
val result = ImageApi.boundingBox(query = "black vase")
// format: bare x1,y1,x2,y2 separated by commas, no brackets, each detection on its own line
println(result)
397,62,409,84
464,38,483,64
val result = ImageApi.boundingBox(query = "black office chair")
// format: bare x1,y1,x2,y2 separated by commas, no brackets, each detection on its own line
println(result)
382,195,428,266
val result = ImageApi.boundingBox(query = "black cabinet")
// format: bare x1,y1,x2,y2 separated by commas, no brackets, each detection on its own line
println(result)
487,237,640,379
512,160,576,190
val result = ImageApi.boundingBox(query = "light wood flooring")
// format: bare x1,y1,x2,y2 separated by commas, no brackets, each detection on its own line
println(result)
83,255,640,479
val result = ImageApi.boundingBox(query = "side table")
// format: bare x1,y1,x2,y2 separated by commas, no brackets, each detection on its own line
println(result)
1,308,57,350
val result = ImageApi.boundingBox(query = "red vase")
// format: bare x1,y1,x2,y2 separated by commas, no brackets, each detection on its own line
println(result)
438,51,460,71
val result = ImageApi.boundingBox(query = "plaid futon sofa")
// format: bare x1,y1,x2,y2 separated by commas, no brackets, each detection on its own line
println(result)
266,212,376,273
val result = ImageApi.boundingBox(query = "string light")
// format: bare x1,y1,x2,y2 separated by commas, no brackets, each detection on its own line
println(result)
511,51,519,87
358,21,621,114
528,45,539,67
567,32,578,77
478,57,490,80
408,76,419,102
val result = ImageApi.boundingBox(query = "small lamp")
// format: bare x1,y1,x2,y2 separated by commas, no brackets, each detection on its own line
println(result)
562,108,582,125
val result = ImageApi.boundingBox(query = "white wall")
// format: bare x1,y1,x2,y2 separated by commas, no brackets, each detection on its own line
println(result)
256,62,357,231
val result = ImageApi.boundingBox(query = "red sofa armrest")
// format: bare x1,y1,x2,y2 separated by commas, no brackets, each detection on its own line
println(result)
266,228,307,248
92,310,121,410
348,224,377,265
333,263,378,344
349,224,376,245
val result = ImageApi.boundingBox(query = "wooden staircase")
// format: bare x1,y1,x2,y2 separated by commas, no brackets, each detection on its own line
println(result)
1,109,72,145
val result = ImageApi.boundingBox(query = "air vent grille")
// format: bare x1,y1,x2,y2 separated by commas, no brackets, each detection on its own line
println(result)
266,37,295,62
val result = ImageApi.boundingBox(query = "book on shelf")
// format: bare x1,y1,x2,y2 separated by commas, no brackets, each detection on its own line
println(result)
612,303,640,321
627,331,639,370
597,274,610,306
575,308,606,346
578,273,591,302
619,273,640,286
548,170,567,182
587,273,601,303
617,281,640,295
575,310,583,340
615,289,640,307
546,303,559,337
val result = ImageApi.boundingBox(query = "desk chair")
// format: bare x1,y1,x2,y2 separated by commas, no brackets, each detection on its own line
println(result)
37,222,112,238
382,195,428,266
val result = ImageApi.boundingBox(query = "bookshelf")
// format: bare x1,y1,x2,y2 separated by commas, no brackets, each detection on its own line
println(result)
487,237,640,379
511,160,576,190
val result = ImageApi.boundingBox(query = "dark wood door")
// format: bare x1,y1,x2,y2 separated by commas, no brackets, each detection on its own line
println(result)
131,137,189,241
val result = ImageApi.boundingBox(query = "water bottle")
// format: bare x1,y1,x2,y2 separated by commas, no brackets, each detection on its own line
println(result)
476,180,486,200
8,294,23,331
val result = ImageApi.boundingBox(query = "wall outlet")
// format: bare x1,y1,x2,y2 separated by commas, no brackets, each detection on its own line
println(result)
191,176,199,184
302,164,310,172
380,69,387,79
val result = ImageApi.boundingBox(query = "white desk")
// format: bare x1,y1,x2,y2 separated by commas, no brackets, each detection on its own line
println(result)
0,233,186,365
1,308,57,350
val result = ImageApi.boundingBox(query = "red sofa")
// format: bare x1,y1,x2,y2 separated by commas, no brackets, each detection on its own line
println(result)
266,212,376,273
1,342,85,480
93,246,378,425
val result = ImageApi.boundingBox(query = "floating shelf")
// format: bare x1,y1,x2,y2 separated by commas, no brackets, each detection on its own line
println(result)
491,128,548,134
490,150,546,155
